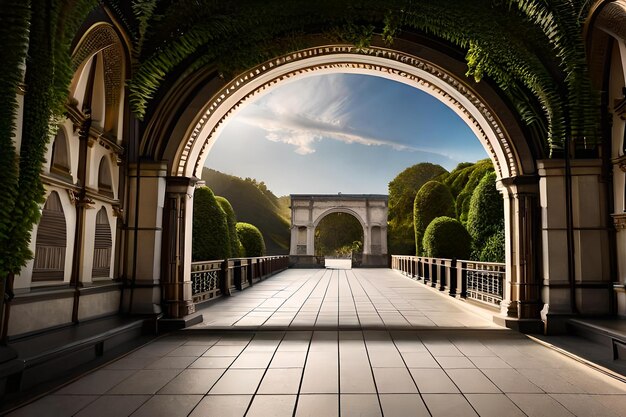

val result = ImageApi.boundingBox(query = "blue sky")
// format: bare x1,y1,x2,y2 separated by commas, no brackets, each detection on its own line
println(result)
204,73,487,196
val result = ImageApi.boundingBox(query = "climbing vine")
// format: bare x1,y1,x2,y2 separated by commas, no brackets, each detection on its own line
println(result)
122,0,599,154
0,0,603,280
0,0,98,279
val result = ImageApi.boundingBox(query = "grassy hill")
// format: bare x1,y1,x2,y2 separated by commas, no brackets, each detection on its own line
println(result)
201,168,290,255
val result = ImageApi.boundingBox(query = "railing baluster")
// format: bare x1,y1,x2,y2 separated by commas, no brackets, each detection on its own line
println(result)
391,255,504,308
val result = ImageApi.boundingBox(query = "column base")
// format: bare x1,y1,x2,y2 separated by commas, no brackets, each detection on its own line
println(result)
493,315,544,333
120,281,162,315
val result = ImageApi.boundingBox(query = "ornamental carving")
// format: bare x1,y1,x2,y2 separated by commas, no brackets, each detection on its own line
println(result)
177,45,518,181
72,24,123,109
613,213,626,230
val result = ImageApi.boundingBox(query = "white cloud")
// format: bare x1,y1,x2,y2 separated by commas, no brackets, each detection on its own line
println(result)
235,75,455,159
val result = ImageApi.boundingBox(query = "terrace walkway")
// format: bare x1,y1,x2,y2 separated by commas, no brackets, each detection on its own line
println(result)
8,269,626,417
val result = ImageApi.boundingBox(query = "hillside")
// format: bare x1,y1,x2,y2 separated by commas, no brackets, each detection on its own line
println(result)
201,168,290,255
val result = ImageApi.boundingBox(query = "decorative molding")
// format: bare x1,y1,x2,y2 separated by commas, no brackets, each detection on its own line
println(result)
177,45,517,180
615,87,626,121
613,213,626,230
112,205,124,218
67,189,78,205
72,24,123,109
614,155,626,172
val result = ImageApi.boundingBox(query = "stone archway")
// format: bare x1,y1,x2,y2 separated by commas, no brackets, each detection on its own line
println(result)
132,40,553,329
131,41,545,326
290,194,388,267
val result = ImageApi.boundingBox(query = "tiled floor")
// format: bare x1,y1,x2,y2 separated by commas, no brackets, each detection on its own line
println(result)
8,269,626,416
191,268,500,330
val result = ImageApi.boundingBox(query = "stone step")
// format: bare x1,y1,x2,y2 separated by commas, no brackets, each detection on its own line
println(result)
567,318,626,362
0,315,154,410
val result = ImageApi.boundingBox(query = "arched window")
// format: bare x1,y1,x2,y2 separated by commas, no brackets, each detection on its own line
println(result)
50,129,71,179
33,192,67,282
92,207,112,278
98,157,113,197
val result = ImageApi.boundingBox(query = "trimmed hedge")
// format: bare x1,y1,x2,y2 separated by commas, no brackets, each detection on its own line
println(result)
467,171,504,258
388,163,447,254
236,222,266,257
480,229,505,263
455,160,494,223
423,216,471,259
413,181,456,256
215,196,243,258
192,186,231,261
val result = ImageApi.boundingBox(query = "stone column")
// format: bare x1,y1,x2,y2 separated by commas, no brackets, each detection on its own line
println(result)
160,177,197,318
306,226,315,256
122,162,167,315
538,160,612,332
289,226,299,256
380,226,388,255
497,176,543,332
362,226,371,255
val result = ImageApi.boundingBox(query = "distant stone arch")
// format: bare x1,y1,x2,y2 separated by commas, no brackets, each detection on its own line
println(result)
290,194,388,266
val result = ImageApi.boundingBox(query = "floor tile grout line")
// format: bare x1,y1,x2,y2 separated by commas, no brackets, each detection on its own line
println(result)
242,330,288,417
388,331,433,417
285,269,327,328
291,328,314,417
359,328,387,416
231,268,321,327
423,337,499,416
346,269,390,331
259,268,325,328
335,270,342,416
343,269,386,416
185,333,257,416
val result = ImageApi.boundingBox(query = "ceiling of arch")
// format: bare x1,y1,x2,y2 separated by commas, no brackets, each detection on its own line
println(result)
102,0,600,159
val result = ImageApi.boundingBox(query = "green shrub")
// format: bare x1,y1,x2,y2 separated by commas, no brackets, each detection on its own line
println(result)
387,163,447,254
455,160,494,223
413,181,455,255
423,216,471,259
480,229,505,262
215,196,242,257
192,186,231,261
467,171,504,258
444,162,475,197
236,222,266,257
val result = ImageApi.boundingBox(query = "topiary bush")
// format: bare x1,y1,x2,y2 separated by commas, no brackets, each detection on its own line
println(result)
215,196,242,258
466,171,504,258
192,186,231,261
236,222,266,257
480,229,505,263
423,216,471,259
413,181,456,256
455,160,494,223
387,163,448,255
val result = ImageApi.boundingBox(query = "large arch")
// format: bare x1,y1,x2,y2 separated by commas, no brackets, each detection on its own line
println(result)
127,29,614,332
131,38,544,323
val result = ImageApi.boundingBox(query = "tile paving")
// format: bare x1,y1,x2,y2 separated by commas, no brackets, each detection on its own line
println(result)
7,268,626,416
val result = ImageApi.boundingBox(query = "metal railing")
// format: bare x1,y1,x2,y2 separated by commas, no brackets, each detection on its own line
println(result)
391,255,505,308
190,255,289,304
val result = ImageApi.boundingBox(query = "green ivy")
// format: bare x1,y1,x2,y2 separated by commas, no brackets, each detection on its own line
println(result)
0,1,98,280
121,0,599,154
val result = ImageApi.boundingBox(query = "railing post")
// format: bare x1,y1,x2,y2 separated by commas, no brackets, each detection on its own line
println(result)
449,259,458,297
438,259,447,292
460,261,468,299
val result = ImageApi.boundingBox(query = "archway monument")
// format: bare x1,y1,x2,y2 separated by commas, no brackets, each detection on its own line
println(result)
289,194,388,267
131,39,613,333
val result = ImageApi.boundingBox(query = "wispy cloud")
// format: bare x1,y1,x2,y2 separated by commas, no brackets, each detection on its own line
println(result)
234,75,456,159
